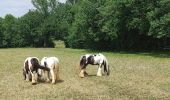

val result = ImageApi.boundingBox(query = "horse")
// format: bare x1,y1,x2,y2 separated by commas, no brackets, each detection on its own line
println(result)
79,53,110,78
40,57,60,84
23,57,49,85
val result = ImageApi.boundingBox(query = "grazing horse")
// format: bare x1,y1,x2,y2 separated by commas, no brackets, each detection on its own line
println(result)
40,57,60,84
79,53,109,78
23,57,49,85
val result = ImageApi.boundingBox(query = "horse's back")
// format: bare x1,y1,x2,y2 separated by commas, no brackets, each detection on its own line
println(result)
42,57,59,69
50,57,59,63
47,57,59,64
93,54,105,64
24,57,39,67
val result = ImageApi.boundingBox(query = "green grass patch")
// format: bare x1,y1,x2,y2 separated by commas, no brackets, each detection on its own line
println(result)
0,48,170,99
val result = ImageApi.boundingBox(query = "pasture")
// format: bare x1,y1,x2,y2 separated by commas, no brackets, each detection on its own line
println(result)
0,48,170,99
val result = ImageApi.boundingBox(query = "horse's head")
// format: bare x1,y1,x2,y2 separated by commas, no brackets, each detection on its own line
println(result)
80,56,87,69
31,58,40,70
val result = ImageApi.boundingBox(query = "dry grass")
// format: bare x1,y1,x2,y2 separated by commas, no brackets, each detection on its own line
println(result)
0,48,170,100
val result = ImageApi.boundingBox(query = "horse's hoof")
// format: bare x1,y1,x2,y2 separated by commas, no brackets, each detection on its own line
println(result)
32,82,37,85
80,76,85,78
97,74,102,77
79,71,85,78
79,74,85,78
52,81,56,84
45,79,50,83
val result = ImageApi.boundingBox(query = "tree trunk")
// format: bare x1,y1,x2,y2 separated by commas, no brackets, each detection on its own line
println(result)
43,36,47,47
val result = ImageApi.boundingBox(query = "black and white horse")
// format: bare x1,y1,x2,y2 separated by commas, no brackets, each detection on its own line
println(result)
23,57,49,85
79,53,110,78
40,57,60,84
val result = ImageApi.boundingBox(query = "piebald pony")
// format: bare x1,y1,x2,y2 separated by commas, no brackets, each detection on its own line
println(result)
23,57,49,85
79,53,109,77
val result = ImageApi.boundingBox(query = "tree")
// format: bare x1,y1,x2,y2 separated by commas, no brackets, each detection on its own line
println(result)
0,0,169,50
31,0,59,47
19,10,46,47
0,17,3,47
1,14,18,47
148,0,170,38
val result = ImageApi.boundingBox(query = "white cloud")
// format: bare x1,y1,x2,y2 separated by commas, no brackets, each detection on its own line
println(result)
0,0,67,18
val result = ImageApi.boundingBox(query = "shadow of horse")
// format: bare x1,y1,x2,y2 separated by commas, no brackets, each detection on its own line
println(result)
56,80,64,83
87,74,96,77
37,79,64,84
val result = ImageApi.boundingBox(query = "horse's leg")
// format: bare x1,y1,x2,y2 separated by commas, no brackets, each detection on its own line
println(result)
45,71,50,82
34,71,38,83
30,71,37,84
79,64,88,78
55,65,60,80
26,72,29,81
84,68,88,76
41,70,45,81
23,69,26,80
23,68,30,81
79,69,85,78
50,69,56,84
97,64,102,76
37,69,42,81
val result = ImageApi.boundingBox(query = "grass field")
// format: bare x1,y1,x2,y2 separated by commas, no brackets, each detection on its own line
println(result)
0,48,170,100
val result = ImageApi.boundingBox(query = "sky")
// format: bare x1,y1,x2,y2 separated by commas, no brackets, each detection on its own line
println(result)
0,0,66,18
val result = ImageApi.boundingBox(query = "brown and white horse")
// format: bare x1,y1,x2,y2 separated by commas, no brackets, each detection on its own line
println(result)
40,57,60,84
79,53,110,78
23,57,49,85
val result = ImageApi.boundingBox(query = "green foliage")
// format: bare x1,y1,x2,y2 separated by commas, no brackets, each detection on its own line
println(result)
19,10,45,47
64,0,170,51
1,14,19,47
148,0,170,38
0,0,169,50
0,17,3,47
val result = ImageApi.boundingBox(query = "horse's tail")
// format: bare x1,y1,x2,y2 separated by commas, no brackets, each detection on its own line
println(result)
102,55,110,76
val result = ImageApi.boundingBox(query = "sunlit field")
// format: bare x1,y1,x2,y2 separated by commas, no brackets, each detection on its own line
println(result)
0,48,170,99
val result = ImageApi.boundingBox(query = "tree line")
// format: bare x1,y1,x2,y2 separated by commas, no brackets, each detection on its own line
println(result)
0,0,169,51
